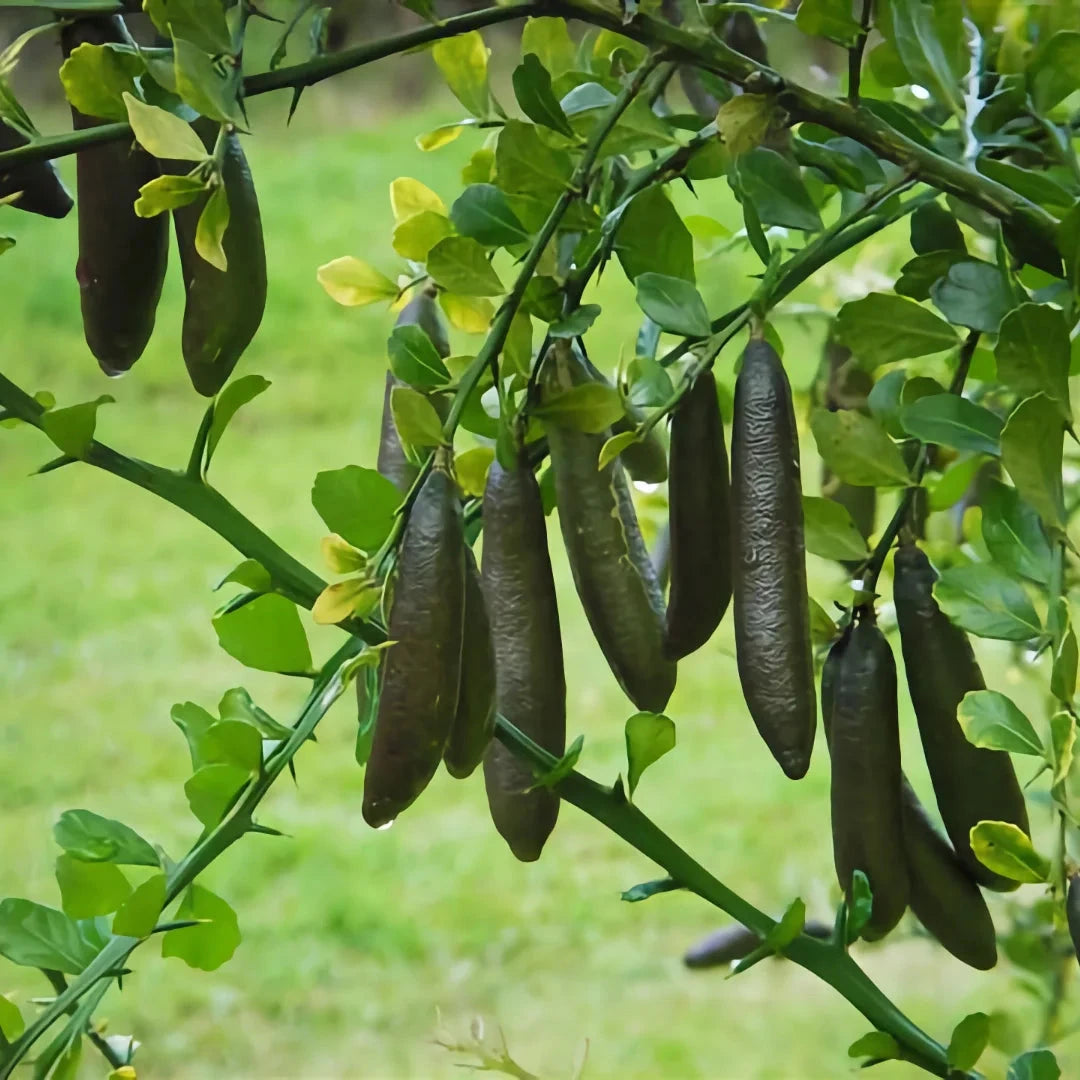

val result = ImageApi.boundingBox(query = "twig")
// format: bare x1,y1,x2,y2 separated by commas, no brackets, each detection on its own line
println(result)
847,0,874,107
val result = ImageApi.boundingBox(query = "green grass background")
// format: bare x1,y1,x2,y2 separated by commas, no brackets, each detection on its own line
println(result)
0,77,1073,1079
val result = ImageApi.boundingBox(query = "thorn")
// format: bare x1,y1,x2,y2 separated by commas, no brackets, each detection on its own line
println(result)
287,86,305,124
248,821,289,838
151,919,206,934
33,454,77,475
288,759,298,785
679,176,696,196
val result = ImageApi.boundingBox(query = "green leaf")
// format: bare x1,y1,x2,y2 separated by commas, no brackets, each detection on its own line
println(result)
161,884,240,971
450,184,529,248
0,899,100,974
977,159,1075,216
716,93,775,156
599,431,638,471
53,810,158,867
1007,1050,1061,1080
1000,394,1065,533
867,369,907,437
311,465,401,553
0,994,24,1041
928,454,984,511
809,408,910,487
512,53,574,137
218,687,293,741
194,182,229,271
910,201,965,255
112,873,167,938
1027,31,1080,112
895,251,966,301
427,236,504,297
628,354,674,408
59,43,143,122
1050,711,1075,786
171,702,217,771
185,763,249,827
833,293,958,366
173,37,245,127
317,257,397,307
947,1012,990,1072
55,854,131,919
134,172,209,217
847,869,873,941
388,325,451,389
549,304,601,338
620,877,681,903
734,147,822,232
624,712,676,799
432,30,491,119
215,558,272,593
535,383,624,434
802,496,869,561
416,122,469,152
145,0,231,55
900,394,1002,456
41,395,113,458
200,720,262,772
454,446,494,498
930,259,1016,333
634,273,710,337
212,593,312,673
392,210,452,262
848,1031,900,1062
888,0,964,116
203,373,270,470
390,385,446,448
532,733,584,789
122,92,206,160
765,897,805,950
934,564,1042,641
970,821,1050,884
614,185,695,283
795,0,861,45
1053,628,1077,705
980,481,1052,585
995,304,1072,421
495,120,572,201
957,690,1043,755
808,597,838,647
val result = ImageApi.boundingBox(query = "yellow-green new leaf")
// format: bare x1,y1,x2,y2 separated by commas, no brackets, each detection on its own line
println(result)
321,534,367,575
0,993,24,1041
112,873,167,938
392,210,452,262
122,92,207,161
195,183,230,271
454,446,494,497
1050,711,1075,787
440,292,493,332
317,256,398,307
432,31,491,119
599,430,638,470
390,177,447,222
59,43,142,122
312,578,381,625
970,821,1050,884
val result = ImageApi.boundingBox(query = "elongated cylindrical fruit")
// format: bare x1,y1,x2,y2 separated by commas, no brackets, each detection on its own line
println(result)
378,287,450,492
731,338,815,778
0,121,72,219
664,369,731,659
683,920,831,969
900,778,997,970
172,120,266,396
444,548,496,779
651,521,671,592
893,541,1029,891
363,458,464,827
1067,874,1080,971
482,450,566,861
543,344,676,713
62,17,168,374
823,615,908,939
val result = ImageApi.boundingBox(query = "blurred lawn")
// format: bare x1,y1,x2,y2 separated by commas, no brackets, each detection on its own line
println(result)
0,84,1072,1079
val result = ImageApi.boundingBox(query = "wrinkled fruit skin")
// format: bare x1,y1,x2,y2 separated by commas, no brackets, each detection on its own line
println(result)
900,777,997,971
482,452,565,862
63,17,168,374
731,339,815,778
543,345,675,714
664,368,731,660
363,465,464,828
443,548,496,779
823,616,908,939
171,120,266,396
893,541,1028,891
0,121,72,219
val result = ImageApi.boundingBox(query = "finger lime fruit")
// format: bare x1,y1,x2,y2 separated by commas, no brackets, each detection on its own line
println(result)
900,777,997,970
683,919,831,969
363,451,465,827
542,341,675,713
62,17,168,374
823,613,908,939
664,368,731,659
172,119,266,396
1068,874,1080,971
444,548,496,779
732,337,815,778
0,121,72,219
893,541,1029,891
482,446,565,861
378,286,450,492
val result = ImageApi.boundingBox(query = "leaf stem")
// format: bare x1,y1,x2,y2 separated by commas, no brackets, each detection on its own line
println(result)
847,0,874,107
